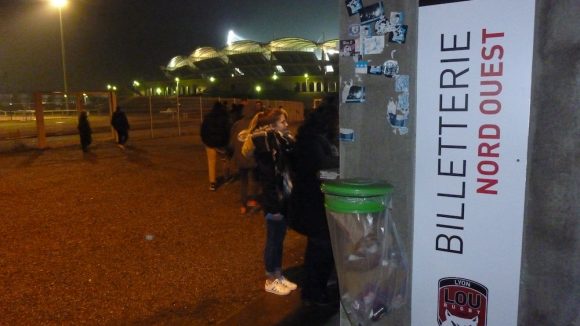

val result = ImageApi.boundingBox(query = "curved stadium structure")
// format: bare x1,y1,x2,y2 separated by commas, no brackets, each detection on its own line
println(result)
141,37,339,103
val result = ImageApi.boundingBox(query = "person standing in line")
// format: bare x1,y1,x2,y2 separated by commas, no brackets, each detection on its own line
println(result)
111,106,130,149
200,101,231,191
77,111,92,153
243,108,297,295
288,96,340,306
229,103,261,214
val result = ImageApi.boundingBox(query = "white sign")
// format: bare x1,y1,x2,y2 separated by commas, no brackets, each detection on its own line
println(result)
412,1,536,325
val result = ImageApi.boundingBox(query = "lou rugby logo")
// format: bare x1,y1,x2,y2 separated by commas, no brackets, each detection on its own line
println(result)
438,277,488,326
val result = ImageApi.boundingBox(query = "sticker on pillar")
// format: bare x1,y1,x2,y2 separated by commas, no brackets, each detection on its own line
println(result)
360,23,373,38
397,92,409,112
363,36,385,55
359,2,384,25
383,51,399,78
389,11,404,26
388,25,408,44
340,39,359,57
345,0,363,16
438,277,488,326
340,128,355,142
373,16,389,35
342,80,366,103
394,75,409,92
355,61,368,74
348,24,361,37
367,65,384,75
387,95,409,135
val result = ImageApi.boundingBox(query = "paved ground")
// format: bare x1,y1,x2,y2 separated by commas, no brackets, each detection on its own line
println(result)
0,135,339,325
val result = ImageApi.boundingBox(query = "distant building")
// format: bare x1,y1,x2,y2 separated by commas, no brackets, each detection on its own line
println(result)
138,37,339,106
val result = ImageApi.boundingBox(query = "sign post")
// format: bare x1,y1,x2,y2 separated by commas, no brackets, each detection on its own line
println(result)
412,0,536,325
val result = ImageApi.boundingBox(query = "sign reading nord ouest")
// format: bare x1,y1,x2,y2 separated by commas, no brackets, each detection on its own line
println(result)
412,0,536,325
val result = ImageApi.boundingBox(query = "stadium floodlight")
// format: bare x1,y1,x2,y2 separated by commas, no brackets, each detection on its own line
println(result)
255,85,262,93
50,0,68,7
227,30,244,46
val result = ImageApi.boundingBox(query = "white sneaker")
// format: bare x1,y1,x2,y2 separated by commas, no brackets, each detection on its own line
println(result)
265,279,291,295
278,277,297,291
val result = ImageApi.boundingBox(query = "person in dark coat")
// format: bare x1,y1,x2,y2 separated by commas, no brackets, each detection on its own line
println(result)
77,111,92,152
200,101,232,191
111,106,130,149
288,96,339,305
229,103,261,214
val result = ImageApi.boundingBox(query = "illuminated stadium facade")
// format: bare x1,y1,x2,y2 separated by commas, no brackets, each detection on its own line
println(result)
140,37,339,105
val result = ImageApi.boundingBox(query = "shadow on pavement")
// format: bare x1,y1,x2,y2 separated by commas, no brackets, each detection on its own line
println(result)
219,264,340,325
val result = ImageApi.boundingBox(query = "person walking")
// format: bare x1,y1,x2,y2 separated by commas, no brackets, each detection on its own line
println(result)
243,108,297,295
77,111,92,153
200,101,231,191
288,96,340,306
111,106,130,149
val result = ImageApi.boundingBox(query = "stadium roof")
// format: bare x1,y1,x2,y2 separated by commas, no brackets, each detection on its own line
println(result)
165,37,338,78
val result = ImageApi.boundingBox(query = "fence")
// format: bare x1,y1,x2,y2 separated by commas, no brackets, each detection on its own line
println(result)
0,94,304,152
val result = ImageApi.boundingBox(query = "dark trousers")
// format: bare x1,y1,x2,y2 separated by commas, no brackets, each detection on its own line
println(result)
264,218,287,276
302,236,335,300
116,130,129,145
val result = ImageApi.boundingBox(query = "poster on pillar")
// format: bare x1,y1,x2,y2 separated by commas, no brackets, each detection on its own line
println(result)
411,1,536,326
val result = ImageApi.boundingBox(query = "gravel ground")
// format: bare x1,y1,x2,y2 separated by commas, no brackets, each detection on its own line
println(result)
0,137,306,325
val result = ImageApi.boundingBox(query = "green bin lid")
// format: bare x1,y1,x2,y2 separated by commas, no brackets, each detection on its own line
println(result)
324,195,386,213
322,179,393,214
321,179,393,197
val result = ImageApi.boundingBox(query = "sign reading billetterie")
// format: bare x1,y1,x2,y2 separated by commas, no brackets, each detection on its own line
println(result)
412,0,536,325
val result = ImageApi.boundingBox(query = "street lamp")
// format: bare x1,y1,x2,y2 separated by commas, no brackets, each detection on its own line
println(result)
304,73,309,92
51,0,69,111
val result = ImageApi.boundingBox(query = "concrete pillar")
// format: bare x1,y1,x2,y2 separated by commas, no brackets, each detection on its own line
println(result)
518,0,579,324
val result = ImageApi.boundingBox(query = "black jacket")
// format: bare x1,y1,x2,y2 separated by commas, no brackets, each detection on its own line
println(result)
288,131,339,238
252,129,294,215
111,111,130,131
201,109,231,148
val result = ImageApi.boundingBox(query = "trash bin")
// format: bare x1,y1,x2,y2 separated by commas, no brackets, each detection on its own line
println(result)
322,179,408,325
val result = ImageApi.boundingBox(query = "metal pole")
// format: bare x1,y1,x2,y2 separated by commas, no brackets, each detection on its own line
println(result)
58,8,69,112
149,95,153,138
176,82,181,136
199,96,203,122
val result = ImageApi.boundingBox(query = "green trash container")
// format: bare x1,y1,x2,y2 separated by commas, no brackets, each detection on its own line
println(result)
322,179,408,325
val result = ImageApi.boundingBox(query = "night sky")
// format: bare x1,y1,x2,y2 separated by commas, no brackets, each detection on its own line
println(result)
0,0,338,93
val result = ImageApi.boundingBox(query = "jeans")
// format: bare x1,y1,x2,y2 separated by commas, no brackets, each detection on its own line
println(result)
264,215,287,277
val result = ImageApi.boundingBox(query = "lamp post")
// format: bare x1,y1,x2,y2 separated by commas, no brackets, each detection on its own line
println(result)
304,73,310,92
51,0,69,112
175,77,181,136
